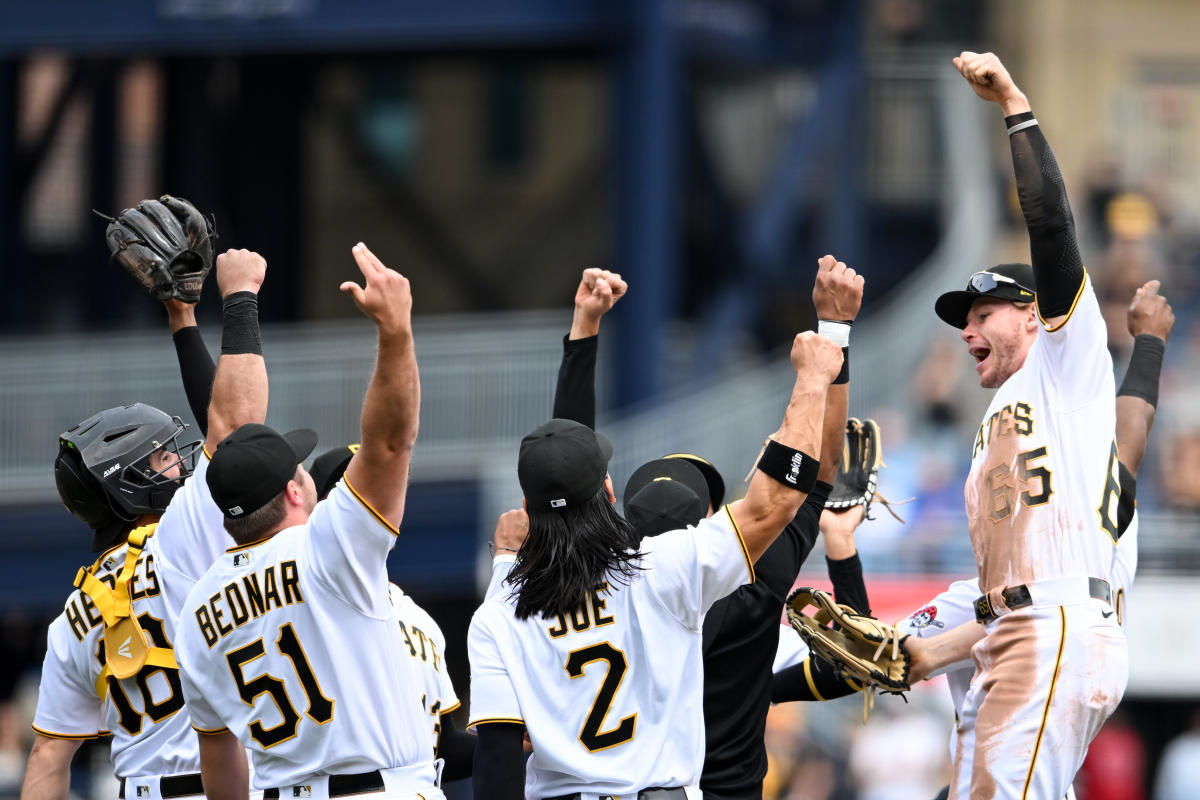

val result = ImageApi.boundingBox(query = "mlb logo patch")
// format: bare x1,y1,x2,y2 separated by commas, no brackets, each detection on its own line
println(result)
550,498,566,508
233,552,251,567
135,786,150,797
292,787,312,798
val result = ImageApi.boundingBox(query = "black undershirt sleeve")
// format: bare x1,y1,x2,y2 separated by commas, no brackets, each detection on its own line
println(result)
472,722,525,800
436,714,476,783
552,334,598,428
771,653,862,703
171,325,216,437
827,552,870,617
1005,110,1085,319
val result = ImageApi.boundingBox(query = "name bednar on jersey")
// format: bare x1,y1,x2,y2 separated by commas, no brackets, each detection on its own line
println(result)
175,241,441,799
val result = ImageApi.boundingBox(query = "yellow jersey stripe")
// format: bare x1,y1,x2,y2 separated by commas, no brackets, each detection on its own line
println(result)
439,701,462,716
802,658,826,701
1038,268,1088,332
225,535,275,553
1022,608,1067,799
193,724,230,735
344,476,400,537
31,725,109,740
467,717,525,731
723,505,755,584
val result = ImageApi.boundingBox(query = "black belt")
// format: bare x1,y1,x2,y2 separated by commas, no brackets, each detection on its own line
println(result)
974,578,1111,623
264,770,385,799
547,788,686,800
118,773,204,799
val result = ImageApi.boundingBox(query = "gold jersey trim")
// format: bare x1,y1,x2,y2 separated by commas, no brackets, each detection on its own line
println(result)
31,724,109,740
723,505,755,585
1037,268,1088,332
466,716,525,731
344,476,400,537
802,658,826,701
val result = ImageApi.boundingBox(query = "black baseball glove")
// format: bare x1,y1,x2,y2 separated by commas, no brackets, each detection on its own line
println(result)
826,417,883,512
102,195,216,303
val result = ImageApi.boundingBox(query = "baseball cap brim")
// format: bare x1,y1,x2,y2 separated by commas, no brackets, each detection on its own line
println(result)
935,263,1036,329
625,479,707,539
283,429,319,464
662,453,725,510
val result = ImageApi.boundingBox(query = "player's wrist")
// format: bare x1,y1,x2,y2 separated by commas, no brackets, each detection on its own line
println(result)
999,92,1031,117
220,292,262,356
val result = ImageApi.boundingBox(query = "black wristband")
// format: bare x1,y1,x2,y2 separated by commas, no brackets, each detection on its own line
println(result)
220,292,262,356
1117,334,1165,407
833,346,849,385
757,439,819,493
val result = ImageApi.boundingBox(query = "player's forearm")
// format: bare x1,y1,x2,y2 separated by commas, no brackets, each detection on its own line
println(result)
360,329,421,458
772,656,861,703
20,736,78,800
828,552,870,615
1006,111,1084,318
198,730,249,800
172,325,216,437
552,334,597,428
817,383,848,484
906,621,984,682
736,385,827,560
472,723,525,800
206,291,267,451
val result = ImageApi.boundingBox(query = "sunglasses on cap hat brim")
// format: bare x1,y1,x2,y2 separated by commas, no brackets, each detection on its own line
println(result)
968,271,1028,294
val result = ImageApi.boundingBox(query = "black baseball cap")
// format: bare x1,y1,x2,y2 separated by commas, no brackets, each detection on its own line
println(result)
207,423,318,518
934,263,1036,329
623,458,709,538
661,453,725,510
625,480,707,539
518,419,613,512
310,443,358,500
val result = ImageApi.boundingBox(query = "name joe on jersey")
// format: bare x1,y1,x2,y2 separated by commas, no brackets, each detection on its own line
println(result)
194,560,304,646
66,554,162,641
546,582,615,639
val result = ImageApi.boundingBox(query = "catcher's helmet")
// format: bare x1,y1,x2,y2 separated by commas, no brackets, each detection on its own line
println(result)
54,403,201,550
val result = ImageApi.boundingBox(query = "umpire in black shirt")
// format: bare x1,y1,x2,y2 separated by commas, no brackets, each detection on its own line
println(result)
553,259,869,798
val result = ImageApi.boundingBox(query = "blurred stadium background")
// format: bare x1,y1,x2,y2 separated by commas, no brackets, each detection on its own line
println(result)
2,0,1200,797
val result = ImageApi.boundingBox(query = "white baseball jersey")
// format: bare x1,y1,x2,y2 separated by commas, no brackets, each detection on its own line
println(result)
1111,511,1137,623
467,506,754,797
965,273,1119,592
773,626,809,674
175,478,438,791
387,583,460,756
32,453,233,780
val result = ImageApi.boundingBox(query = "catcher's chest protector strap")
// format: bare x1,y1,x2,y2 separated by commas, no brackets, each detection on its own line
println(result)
73,524,178,699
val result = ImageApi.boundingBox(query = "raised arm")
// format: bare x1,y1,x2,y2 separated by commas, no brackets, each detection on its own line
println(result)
204,250,268,454
811,254,862,483
552,268,627,427
727,332,841,562
342,243,421,528
1117,280,1173,476
954,51,1082,329
164,298,216,437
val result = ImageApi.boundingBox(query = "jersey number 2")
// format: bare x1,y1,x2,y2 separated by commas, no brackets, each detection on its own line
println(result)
227,623,334,748
565,642,636,752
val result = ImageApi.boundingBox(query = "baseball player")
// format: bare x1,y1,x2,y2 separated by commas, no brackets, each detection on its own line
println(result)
23,247,271,800
483,262,864,798
174,243,441,800
467,319,842,799
307,443,476,783
902,52,1128,799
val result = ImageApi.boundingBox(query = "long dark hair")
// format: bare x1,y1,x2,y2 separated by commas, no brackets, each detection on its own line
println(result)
508,487,643,620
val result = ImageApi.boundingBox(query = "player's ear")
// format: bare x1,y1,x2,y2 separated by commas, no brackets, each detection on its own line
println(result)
522,497,527,511
1023,304,1038,332
604,475,615,504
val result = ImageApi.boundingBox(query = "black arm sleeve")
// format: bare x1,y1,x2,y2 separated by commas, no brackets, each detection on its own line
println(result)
472,722,525,800
1006,110,1085,319
552,334,598,428
1117,334,1165,406
771,654,862,703
436,714,476,783
171,325,216,437
827,553,870,617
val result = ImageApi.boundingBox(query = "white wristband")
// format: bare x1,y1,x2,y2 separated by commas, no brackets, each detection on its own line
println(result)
817,320,851,347
1007,118,1038,136
492,554,518,566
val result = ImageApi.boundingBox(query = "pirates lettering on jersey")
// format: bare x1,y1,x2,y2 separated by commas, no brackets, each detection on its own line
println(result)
397,618,442,674
65,554,162,642
546,582,616,639
972,401,1035,459
194,560,304,647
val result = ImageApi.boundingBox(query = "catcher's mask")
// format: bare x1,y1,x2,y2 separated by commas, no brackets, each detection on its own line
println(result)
55,403,201,550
